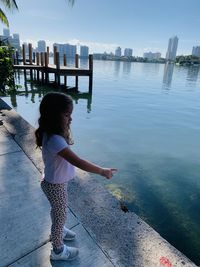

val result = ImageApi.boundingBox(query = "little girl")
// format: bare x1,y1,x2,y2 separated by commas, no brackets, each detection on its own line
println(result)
35,92,117,261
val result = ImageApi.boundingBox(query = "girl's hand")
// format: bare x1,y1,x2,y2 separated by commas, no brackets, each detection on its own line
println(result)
101,168,118,179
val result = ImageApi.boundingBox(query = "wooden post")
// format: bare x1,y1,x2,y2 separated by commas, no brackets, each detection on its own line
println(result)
75,54,79,88
28,43,33,64
40,52,44,66
56,52,60,85
30,67,33,80
89,54,93,92
22,44,26,65
37,68,40,82
36,52,40,65
45,52,48,68
40,52,44,83
45,52,49,83
54,46,57,65
33,52,36,63
89,54,93,71
63,54,67,87
64,54,67,66
47,46,49,65
16,51,19,65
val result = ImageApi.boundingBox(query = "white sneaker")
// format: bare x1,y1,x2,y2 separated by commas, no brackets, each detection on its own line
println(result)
63,226,76,241
50,244,79,261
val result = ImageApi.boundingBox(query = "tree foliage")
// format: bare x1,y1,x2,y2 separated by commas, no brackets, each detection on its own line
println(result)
0,0,18,27
0,46,15,93
176,55,200,66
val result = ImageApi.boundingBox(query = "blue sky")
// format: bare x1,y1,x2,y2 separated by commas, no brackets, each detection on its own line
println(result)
1,0,200,56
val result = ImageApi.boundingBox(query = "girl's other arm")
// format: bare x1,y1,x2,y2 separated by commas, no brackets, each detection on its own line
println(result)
58,147,117,179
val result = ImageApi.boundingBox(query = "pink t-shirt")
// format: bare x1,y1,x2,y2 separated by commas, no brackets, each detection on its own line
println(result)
42,134,75,184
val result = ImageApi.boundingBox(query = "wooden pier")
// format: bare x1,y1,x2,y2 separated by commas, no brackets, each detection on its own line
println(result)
13,43,93,92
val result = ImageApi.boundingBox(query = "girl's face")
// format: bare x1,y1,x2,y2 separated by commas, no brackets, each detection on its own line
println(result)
62,106,73,127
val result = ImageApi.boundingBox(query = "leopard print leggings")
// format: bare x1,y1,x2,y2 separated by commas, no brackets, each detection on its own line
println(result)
41,180,67,250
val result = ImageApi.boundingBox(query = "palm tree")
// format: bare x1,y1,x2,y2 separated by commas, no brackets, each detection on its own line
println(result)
0,0,18,27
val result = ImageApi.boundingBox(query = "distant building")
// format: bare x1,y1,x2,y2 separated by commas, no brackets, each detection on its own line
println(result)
115,47,121,57
53,43,77,58
192,46,200,57
3,28,10,37
1,29,20,50
124,48,133,57
37,40,46,52
166,36,178,61
80,45,89,58
10,33,20,50
143,52,161,60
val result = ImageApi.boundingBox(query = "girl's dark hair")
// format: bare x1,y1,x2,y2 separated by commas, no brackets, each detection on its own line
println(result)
35,92,73,147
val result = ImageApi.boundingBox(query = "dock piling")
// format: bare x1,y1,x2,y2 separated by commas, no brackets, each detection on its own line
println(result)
13,43,93,92
75,54,79,88
22,44,26,65
56,52,60,85
89,54,93,92
28,43,33,65
63,54,67,87
53,46,57,65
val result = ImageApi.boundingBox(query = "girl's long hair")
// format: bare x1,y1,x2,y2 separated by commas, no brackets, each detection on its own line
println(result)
35,92,73,147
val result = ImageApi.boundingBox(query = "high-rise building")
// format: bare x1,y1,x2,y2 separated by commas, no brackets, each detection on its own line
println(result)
80,45,89,58
1,29,20,49
2,28,11,44
143,52,161,60
11,33,20,50
166,36,178,61
3,28,10,37
53,43,77,58
124,48,133,57
37,40,46,52
192,46,200,57
115,47,121,57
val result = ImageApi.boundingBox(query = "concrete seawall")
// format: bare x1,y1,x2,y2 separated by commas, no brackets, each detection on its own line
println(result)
0,97,197,267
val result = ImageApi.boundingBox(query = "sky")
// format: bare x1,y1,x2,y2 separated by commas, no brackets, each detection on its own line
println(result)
1,0,200,57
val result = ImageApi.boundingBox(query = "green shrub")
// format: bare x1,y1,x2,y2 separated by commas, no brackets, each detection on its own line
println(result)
0,46,15,93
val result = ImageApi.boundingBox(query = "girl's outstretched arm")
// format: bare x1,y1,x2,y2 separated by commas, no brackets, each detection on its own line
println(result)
58,147,117,179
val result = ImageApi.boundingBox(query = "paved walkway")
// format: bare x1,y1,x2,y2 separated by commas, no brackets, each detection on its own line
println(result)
0,98,198,267
0,121,114,267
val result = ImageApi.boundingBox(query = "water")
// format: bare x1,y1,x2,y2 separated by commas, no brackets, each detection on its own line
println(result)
3,60,200,264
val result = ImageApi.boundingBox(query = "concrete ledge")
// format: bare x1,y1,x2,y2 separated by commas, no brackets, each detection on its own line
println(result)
0,97,197,267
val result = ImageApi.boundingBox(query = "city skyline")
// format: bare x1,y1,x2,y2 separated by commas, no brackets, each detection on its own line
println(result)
1,0,200,56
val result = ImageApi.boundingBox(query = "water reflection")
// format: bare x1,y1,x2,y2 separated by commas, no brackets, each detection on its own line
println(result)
163,63,174,89
123,62,132,75
114,61,120,76
11,70,93,113
186,66,200,87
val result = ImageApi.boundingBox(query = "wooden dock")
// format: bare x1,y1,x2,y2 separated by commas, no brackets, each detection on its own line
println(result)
13,43,93,92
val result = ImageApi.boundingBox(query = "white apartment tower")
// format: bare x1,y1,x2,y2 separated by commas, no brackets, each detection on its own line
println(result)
143,52,161,60
192,46,200,57
115,47,121,57
37,40,46,52
3,28,10,37
124,48,133,57
80,46,89,58
166,36,178,61
11,34,20,50
53,43,77,58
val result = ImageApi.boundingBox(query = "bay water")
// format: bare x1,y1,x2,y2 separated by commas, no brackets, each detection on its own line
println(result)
3,60,200,264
